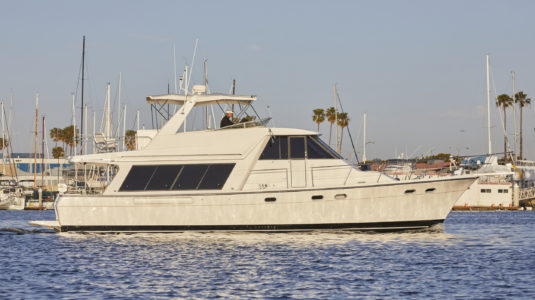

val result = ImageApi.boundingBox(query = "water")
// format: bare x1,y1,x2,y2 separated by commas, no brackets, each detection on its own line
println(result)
1,211,535,299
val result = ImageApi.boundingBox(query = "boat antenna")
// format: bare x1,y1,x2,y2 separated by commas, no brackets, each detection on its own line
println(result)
186,38,199,93
335,89,360,164
173,43,178,94
267,105,275,127
231,79,236,113
204,58,209,91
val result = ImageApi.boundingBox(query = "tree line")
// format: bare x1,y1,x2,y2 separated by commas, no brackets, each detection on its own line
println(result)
312,107,349,153
50,126,137,159
495,91,531,160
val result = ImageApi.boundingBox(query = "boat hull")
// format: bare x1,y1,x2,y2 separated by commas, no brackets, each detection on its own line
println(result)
52,177,476,232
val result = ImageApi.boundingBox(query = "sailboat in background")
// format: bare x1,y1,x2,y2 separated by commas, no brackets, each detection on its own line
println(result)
93,83,118,153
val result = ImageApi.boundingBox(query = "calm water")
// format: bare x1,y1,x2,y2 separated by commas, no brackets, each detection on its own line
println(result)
1,211,535,299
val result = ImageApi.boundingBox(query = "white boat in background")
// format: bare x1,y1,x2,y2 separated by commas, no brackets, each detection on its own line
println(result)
31,83,476,232
0,186,25,210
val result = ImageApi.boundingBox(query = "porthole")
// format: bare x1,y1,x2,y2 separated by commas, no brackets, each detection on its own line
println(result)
335,194,347,200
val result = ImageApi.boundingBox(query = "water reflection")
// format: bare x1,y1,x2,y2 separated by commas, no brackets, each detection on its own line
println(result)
2,211,535,298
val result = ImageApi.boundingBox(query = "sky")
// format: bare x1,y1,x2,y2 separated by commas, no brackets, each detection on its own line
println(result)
1,0,535,161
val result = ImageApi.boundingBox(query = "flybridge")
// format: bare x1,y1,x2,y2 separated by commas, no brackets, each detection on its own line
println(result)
146,87,258,135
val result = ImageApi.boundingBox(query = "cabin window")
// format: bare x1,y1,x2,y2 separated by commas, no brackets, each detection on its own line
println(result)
280,136,288,159
259,136,340,160
307,136,339,159
173,165,209,190
198,164,235,189
290,137,306,159
259,136,288,159
119,165,157,191
260,137,280,159
146,165,182,191
119,164,235,191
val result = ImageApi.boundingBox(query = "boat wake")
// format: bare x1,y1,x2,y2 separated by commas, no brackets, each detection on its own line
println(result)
0,227,55,235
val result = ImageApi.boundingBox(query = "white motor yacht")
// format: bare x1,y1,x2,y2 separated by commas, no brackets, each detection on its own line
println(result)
32,87,476,232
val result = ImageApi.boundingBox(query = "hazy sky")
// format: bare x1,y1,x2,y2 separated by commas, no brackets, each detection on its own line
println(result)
1,0,534,161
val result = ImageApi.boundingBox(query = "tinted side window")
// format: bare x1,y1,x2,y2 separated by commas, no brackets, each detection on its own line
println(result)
198,164,235,189
172,164,209,190
119,165,157,191
280,136,288,159
290,137,305,159
146,165,183,190
312,136,343,159
260,137,280,159
307,137,336,159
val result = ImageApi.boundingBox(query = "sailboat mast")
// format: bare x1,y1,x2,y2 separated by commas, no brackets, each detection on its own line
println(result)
117,72,122,140
136,110,140,131
486,55,492,155
72,93,77,156
41,116,44,187
363,112,367,163
334,84,339,153
106,83,111,139
84,104,88,155
92,111,96,153
122,105,126,151
34,93,38,189
80,36,85,155
1,101,4,175
512,70,517,159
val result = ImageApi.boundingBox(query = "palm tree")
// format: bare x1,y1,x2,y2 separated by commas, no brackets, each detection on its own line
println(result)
312,109,325,132
58,128,67,153
0,137,8,150
326,107,336,146
496,94,513,159
124,130,137,150
62,125,79,155
52,146,65,159
50,127,61,147
336,112,349,153
515,91,531,159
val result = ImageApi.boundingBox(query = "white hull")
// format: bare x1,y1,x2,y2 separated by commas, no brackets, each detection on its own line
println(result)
53,177,474,232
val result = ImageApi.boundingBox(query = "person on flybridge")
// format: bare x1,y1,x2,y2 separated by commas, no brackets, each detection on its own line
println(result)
220,110,234,128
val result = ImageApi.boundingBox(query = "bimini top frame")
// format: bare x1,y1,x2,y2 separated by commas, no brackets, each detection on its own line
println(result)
146,93,256,107
146,93,257,135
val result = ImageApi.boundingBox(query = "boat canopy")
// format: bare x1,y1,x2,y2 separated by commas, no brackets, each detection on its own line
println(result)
146,93,256,107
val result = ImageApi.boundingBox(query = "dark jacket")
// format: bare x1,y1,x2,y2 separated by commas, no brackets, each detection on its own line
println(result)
220,116,234,128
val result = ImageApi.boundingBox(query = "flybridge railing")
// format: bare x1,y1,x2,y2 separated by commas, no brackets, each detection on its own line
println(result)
219,117,272,130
